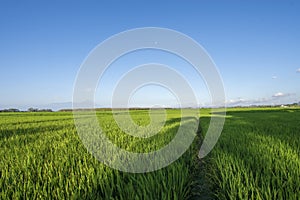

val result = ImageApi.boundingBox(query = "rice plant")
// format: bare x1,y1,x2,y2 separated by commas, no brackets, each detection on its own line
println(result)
200,108,300,200
0,110,202,199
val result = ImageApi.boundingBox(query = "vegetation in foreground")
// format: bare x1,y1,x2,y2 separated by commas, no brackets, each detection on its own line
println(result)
201,107,300,199
0,110,202,199
0,108,299,199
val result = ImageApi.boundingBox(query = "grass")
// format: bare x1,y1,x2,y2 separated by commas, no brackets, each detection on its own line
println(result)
200,107,300,199
0,110,202,199
0,108,300,199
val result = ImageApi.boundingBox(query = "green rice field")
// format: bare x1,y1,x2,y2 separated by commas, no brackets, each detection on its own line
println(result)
0,108,299,199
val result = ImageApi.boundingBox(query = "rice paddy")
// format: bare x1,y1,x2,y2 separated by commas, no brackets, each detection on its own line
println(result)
0,108,299,199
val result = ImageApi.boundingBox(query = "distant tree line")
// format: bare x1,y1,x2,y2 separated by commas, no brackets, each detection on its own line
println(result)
1,102,300,113
27,108,53,112
59,107,176,112
0,108,53,112
0,108,21,112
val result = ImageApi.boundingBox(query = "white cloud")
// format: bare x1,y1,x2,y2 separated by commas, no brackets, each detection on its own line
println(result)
297,68,300,73
225,98,247,106
272,76,277,79
225,97,275,107
273,92,284,97
272,92,294,98
218,94,298,107
249,98,270,104
228,98,245,104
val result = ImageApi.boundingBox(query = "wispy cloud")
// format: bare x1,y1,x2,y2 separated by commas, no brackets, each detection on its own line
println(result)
227,98,246,104
297,68,300,73
226,97,274,106
224,94,296,107
272,92,294,98
249,98,270,104
272,92,284,97
272,75,277,79
225,98,247,106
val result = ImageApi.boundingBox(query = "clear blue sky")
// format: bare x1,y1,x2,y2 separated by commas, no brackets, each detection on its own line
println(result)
1,0,300,110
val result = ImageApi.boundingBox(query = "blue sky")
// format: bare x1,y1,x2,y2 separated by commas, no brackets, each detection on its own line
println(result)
0,0,300,110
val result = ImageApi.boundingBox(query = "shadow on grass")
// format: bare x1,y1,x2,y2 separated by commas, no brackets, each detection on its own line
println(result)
0,117,74,127
198,108,300,199
0,123,75,141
